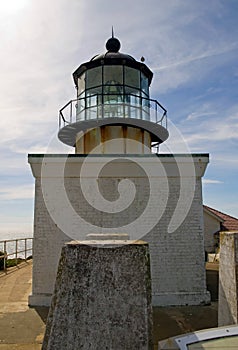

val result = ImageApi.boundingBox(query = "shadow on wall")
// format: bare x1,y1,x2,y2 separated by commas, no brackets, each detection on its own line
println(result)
218,274,237,326
206,264,218,301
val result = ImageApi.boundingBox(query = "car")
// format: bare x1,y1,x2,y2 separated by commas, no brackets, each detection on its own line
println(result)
158,324,238,349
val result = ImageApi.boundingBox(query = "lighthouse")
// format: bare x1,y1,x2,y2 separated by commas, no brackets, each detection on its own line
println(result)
58,34,168,154
28,34,210,307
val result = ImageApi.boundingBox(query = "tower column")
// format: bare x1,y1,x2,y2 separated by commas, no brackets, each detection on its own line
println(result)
75,126,151,154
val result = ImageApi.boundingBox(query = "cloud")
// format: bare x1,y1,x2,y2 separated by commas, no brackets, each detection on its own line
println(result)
0,184,34,200
186,112,217,121
152,42,238,73
151,43,238,94
194,122,237,143
202,179,223,184
180,106,238,147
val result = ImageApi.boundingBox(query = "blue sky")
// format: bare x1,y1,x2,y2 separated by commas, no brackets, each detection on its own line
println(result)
0,0,237,235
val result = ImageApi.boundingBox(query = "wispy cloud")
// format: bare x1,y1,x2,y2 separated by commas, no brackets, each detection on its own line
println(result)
203,179,223,184
186,120,238,144
186,112,217,121
152,42,238,73
0,184,34,200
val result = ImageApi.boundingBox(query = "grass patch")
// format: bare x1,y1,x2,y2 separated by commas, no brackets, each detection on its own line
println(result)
0,256,28,270
6,258,25,268
0,251,32,270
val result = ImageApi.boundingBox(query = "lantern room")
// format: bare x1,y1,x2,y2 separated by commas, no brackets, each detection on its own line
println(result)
58,34,169,154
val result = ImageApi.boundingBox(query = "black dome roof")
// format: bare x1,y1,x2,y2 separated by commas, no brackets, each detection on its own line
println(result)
73,36,153,86
91,51,136,62
90,37,135,62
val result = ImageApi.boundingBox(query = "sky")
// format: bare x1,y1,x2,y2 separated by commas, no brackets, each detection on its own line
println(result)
0,0,238,236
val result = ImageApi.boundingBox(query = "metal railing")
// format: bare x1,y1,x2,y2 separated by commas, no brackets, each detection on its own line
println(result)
59,94,167,130
0,238,33,273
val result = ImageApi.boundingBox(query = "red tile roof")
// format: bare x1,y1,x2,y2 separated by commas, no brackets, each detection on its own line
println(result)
204,205,238,231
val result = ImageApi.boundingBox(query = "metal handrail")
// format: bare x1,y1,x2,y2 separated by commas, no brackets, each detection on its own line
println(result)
59,94,167,130
0,238,33,274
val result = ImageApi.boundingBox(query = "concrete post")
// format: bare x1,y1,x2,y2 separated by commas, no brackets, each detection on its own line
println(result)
42,240,153,350
218,231,238,326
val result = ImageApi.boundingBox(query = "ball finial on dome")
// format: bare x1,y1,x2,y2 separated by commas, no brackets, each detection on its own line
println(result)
106,27,121,52
106,37,121,52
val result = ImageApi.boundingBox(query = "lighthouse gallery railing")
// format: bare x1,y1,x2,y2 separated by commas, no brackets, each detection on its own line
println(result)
59,94,167,130
0,238,33,273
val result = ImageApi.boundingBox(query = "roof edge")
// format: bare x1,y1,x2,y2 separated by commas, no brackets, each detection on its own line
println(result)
203,205,224,222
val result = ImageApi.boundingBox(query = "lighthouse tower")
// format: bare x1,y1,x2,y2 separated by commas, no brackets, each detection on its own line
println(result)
58,34,168,154
28,34,210,307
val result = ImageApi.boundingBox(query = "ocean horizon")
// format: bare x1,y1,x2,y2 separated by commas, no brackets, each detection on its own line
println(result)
0,232,33,241
0,232,33,259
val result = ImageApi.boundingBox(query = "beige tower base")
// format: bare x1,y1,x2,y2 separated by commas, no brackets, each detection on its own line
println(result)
75,125,151,154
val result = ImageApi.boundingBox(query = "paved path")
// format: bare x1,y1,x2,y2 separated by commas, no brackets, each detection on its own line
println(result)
0,261,45,350
0,261,218,349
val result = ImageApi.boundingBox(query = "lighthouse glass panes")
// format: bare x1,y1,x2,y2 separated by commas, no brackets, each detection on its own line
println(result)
76,65,150,121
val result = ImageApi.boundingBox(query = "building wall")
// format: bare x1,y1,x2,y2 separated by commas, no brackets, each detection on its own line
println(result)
28,154,210,307
203,211,220,253
146,177,210,306
30,178,71,306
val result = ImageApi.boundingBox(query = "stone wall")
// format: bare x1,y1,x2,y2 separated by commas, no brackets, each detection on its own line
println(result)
28,154,210,306
218,231,238,326
42,240,153,350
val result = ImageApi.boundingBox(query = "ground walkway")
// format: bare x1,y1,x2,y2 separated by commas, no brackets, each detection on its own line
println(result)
0,261,45,349
0,261,218,349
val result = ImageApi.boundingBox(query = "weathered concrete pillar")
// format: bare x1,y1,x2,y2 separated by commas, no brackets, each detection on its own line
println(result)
218,231,238,326
42,240,153,350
